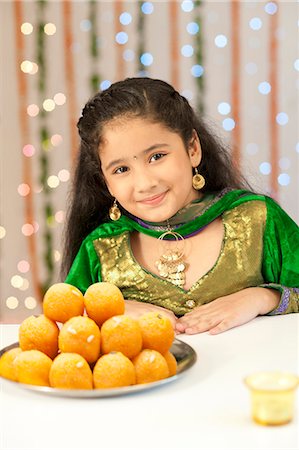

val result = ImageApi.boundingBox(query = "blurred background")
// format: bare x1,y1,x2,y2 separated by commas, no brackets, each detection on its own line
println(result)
0,0,298,322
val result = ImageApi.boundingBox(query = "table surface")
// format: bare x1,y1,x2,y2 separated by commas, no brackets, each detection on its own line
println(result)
0,314,298,450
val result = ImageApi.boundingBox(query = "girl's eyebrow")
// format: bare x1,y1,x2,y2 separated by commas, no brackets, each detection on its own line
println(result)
104,143,169,171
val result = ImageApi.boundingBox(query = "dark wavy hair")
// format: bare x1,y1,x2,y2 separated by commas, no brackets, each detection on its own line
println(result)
61,77,251,278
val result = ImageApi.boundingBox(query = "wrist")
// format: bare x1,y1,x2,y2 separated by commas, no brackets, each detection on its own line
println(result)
258,288,280,315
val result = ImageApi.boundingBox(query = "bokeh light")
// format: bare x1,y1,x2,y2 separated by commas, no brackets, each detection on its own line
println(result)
191,65,204,77
54,93,66,105
11,275,24,289
141,2,154,14
47,175,60,188
80,19,92,32
276,112,289,126
25,297,37,309
0,226,6,239
17,183,30,197
17,260,30,273
43,99,55,112
51,134,63,147
249,18,263,31
55,210,65,223
181,1,194,12
21,22,33,35
265,2,278,15
6,297,19,310
115,32,128,45
22,144,35,157
215,35,227,48
218,102,231,115
259,162,272,175
58,169,70,182
140,53,153,66
22,223,35,236
27,104,39,117
44,23,56,35
222,118,235,131
123,49,135,62
186,22,199,35
100,80,111,90
258,81,271,95
181,45,194,57
120,12,132,25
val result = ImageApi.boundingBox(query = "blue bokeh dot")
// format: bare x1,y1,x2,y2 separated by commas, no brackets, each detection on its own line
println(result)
141,2,154,14
119,12,132,26
191,65,204,77
140,53,153,66
100,80,111,91
186,22,199,35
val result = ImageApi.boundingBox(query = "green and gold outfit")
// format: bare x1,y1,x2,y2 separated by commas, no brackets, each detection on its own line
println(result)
65,189,299,316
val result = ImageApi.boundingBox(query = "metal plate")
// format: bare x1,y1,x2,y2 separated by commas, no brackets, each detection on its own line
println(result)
0,339,196,398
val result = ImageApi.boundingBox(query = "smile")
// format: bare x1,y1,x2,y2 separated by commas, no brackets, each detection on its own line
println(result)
138,191,168,206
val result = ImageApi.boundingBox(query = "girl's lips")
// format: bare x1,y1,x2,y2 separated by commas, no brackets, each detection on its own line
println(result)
138,191,167,206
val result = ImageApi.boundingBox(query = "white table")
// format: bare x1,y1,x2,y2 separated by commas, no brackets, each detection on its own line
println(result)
0,314,298,450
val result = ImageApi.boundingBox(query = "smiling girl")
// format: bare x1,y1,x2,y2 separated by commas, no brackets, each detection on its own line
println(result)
62,77,299,335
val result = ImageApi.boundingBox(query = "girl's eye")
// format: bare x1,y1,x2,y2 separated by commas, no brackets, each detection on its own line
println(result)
114,166,128,174
149,153,165,162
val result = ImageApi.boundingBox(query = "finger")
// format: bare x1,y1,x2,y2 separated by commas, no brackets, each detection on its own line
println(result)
209,320,233,335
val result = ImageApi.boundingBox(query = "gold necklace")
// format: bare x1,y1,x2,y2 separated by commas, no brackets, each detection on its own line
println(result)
155,226,188,288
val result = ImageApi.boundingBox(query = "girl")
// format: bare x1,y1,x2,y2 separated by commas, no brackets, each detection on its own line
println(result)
62,77,299,335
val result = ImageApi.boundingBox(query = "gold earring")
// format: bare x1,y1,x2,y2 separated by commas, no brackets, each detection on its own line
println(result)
109,199,121,221
192,168,205,190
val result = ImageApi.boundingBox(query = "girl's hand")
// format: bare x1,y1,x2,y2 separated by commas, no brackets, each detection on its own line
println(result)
124,300,178,328
175,287,280,335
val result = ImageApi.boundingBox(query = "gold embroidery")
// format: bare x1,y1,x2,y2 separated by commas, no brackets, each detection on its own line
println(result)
93,201,266,316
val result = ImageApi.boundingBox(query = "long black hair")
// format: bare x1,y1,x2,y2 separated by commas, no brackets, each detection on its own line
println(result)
61,77,251,278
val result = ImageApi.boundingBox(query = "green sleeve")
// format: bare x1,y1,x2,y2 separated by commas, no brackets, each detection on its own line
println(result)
65,237,102,294
260,196,299,314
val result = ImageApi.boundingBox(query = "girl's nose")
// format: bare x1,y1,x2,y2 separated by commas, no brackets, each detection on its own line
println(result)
133,170,157,192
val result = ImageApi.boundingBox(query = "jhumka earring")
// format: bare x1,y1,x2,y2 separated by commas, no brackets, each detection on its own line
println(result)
192,167,205,190
109,199,121,221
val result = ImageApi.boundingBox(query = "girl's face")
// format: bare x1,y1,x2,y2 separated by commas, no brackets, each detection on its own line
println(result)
100,117,202,222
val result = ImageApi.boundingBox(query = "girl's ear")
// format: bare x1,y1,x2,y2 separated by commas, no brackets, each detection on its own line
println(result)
188,130,202,167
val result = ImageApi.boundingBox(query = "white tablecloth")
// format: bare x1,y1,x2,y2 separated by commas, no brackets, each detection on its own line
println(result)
1,314,298,450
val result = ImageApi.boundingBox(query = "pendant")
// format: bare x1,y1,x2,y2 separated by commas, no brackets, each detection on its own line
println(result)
155,250,188,288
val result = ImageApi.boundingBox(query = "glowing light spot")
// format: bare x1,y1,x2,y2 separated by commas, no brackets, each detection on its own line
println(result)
47,175,60,188
265,2,278,15
181,89,193,101
44,23,56,35
21,22,33,35
43,99,55,112
279,157,290,170
120,12,132,25
54,93,66,105
278,173,290,186
25,297,37,309
0,226,6,239
21,60,33,73
294,59,299,72
100,80,111,90
296,143,299,153
249,17,263,30
191,65,204,77
19,279,29,291
215,34,227,48
11,275,23,289
51,134,63,146
245,62,258,75
33,221,39,233
29,63,38,75
140,53,153,66
6,297,19,310
259,162,271,175
276,112,289,126
222,118,235,131
218,102,231,115
181,0,194,12
258,81,271,95
55,211,65,223
22,144,35,157
18,183,30,197
18,260,30,273
181,45,194,57
54,250,61,262
22,223,35,236
186,22,199,35
141,2,154,14
27,104,39,117
58,169,70,182
246,143,259,155
123,49,135,62
115,32,128,45
80,19,91,32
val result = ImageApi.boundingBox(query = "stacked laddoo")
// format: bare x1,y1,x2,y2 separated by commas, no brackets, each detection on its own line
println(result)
0,282,177,389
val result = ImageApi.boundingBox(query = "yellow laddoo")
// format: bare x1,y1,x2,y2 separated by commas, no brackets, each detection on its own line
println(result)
19,314,59,359
163,350,177,377
0,347,22,381
15,350,52,386
133,349,170,384
43,282,84,323
49,353,93,389
93,352,136,389
59,316,101,364
138,312,175,354
84,282,125,326
101,315,142,359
